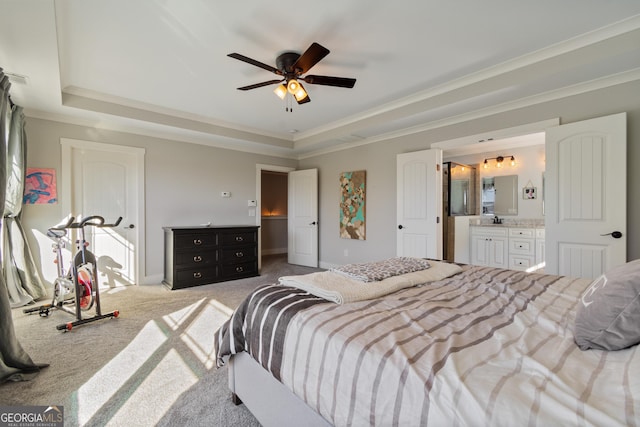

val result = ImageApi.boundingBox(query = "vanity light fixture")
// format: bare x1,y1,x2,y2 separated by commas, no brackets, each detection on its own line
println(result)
483,155,516,169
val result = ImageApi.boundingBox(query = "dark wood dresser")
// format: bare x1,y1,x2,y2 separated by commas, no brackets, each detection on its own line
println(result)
163,225,259,289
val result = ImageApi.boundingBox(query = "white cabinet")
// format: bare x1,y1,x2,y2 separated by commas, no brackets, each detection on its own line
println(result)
470,226,508,268
508,228,535,271
470,226,544,271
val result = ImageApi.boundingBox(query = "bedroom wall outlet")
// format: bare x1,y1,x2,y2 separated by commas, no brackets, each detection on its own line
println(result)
221,191,231,198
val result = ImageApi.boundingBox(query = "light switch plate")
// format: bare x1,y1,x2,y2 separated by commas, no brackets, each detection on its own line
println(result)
248,200,257,207
221,191,231,198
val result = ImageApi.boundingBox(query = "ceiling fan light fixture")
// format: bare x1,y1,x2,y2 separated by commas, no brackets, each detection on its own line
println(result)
287,79,301,94
273,84,287,100
293,86,309,102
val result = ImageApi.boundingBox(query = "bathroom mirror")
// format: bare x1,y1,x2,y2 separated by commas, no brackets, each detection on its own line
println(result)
482,175,518,216
445,162,477,216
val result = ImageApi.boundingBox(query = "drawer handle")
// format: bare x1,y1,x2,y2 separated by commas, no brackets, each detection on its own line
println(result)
193,255,202,262
193,239,202,245
235,236,244,242
193,272,202,279
235,266,244,273
235,251,244,258
518,245,523,248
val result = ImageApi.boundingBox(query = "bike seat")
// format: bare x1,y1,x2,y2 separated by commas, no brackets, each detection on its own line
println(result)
47,229,67,239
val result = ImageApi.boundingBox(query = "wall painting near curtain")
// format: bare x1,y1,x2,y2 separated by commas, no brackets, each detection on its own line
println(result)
23,167,57,204
340,170,366,240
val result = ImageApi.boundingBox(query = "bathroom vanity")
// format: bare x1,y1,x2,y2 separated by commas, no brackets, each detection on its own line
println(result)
470,222,544,272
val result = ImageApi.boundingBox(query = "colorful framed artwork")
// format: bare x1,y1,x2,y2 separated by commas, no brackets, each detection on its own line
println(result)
339,170,366,240
24,167,57,204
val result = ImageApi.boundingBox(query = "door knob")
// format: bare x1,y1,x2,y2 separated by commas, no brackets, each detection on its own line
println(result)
601,231,623,239
126,224,135,229
398,225,404,230
309,221,317,225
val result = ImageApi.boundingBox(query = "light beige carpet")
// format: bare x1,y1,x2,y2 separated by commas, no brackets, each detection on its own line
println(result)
0,254,323,427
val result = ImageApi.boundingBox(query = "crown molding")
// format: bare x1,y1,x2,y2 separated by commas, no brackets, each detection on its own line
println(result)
296,68,640,159
293,15,640,145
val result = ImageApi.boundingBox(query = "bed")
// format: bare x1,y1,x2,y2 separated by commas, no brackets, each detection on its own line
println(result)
215,258,640,427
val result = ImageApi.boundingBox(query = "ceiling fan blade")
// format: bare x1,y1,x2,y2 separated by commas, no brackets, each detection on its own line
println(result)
237,79,283,91
228,53,281,75
292,42,330,74
303,75,356,88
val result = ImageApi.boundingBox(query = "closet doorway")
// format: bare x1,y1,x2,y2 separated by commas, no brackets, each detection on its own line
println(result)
256,164,294,270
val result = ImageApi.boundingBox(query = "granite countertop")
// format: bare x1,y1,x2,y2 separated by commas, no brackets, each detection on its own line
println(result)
470,218,544,228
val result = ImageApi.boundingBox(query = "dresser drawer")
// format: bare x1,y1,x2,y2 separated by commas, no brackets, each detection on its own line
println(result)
509,255,534,271
175,249,218,267
221,260,258,279
220,230,257,246
508,228,535,238
174,266,219,288
220,245,257,263
509,238,535,256
175,232,218,249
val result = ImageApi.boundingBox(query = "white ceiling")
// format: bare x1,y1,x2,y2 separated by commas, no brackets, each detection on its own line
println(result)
2,1,640,158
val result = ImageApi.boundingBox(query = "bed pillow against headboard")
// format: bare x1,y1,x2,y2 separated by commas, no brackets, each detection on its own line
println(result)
574,259,640,351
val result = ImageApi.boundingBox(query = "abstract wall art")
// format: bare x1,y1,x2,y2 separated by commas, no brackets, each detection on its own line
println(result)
339,170,366,240
23,167,57,204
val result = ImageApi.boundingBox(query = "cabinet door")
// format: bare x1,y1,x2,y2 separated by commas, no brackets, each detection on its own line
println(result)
489,237,508,268
470,235,490,266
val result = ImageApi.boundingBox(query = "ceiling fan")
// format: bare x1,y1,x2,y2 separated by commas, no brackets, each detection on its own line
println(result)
228,42,356,107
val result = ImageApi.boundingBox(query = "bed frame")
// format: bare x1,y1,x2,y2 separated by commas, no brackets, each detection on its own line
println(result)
228,352,331,427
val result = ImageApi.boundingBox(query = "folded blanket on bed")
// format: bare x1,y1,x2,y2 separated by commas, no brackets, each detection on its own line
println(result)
279,260,463,304
330,256,431,282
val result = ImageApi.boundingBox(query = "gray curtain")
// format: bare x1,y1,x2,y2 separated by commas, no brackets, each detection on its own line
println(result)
4,104,48,307
0,69,47,382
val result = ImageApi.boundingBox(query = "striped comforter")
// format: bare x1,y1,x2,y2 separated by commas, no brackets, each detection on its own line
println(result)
215,265,640,426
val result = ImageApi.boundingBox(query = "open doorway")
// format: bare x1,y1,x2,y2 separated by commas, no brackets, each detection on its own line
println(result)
256,164,294,270
261,170,288,256
433,120,554,264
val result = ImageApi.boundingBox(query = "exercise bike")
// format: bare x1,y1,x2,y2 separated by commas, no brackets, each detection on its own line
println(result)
24,215,122,331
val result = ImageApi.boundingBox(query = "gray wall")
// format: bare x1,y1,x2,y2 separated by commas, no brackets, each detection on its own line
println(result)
21,78,640,283
22,118,297,284
299,79,640,267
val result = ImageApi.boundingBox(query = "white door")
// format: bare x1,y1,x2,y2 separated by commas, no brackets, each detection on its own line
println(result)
288,169,318,267
62,139,145,287
397,149,443,259
545,113,626,278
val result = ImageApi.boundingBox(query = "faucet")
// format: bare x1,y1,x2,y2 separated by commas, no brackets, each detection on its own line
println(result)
493,216,502,224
